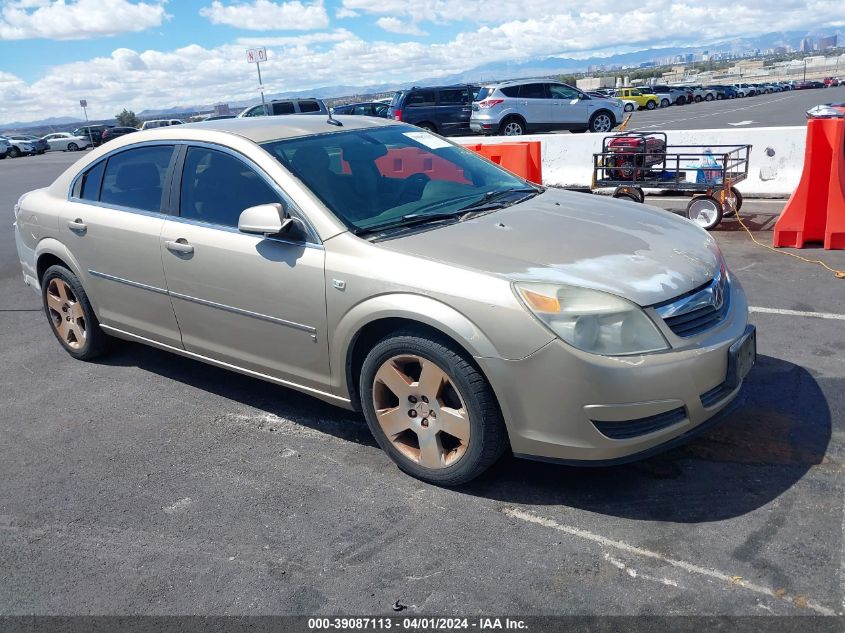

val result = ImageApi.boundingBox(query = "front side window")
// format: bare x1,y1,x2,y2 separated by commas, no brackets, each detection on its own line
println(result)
261,126,532,233
180,147,279,227
439,89,469,105
549,84,580,100
243,105,266,117
100,145,174,212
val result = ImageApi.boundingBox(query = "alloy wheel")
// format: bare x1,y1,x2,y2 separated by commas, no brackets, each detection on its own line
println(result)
592,114,612,132
46,278,86,349
372,354,470,469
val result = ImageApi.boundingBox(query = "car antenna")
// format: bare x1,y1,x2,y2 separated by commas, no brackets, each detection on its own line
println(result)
327,108,342,127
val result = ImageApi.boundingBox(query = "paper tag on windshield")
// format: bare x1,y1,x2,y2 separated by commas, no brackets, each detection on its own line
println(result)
403,131,452,149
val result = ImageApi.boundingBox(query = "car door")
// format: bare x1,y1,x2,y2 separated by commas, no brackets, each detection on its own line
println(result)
60,143,183,346
548,83,590,127
436,87,473,135
43,134,62,150
517,83,552,130
159,144,330,390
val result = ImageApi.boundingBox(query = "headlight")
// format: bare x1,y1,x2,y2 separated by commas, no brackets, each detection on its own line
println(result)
514,282,669,356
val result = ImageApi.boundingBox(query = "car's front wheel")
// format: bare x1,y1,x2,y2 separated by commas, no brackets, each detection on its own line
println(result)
360,331,507,486
416,122,437,133
588,111,614,133
67,142,78,151
8,147,20,158
660,98,670,108
41,265,110,360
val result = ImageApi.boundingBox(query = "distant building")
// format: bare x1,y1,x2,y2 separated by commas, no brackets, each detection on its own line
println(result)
818,35,838,50
213,103,231,116
639,61,656,68
800,37,814,53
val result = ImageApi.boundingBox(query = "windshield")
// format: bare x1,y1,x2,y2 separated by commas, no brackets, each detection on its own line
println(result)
261,125,532,233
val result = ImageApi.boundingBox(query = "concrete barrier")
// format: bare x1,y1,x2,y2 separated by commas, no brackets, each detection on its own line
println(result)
455,126,806,197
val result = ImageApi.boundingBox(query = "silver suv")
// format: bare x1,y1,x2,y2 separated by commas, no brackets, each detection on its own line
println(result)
238,98,328,118
470,79,624,135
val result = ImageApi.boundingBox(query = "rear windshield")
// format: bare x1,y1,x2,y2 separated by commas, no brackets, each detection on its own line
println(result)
390,92,404,107
474,87,494,101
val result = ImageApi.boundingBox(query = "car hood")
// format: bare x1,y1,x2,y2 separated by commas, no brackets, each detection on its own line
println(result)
379,188,720,306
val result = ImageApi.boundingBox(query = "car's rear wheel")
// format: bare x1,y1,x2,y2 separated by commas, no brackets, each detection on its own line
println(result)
646,100,657,110
660,98,670,108
9,147,20,158
360,331,507,486
686,195,723,231
416,122,436,133
67,142,78,151
624,103,635,112
705,93,714,101
694,95,702,103
41,265,109,360
676,96,686,105
588,111,614,133
499,117,525,136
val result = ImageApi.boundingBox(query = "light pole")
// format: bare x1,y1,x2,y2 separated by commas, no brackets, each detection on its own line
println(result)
803,58,807,82
79,99,94,146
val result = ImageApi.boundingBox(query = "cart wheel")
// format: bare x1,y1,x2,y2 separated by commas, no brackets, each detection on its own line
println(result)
613,189,640,203
632,187,645,203
687,195,723,230
721,187,743,218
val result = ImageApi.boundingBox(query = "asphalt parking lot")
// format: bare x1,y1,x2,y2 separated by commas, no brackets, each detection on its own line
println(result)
1,151,843,618
626,85,845,130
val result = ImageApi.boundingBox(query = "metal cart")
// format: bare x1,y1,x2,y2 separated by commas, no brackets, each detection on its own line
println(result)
591,131,752,230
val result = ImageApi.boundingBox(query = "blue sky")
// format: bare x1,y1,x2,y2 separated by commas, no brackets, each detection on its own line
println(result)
0,0,842,124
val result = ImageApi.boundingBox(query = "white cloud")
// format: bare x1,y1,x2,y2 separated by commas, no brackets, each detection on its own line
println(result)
335,7,358,18
199,0,329,30
2,0,844,124
375,16,426,35
0,0,168,40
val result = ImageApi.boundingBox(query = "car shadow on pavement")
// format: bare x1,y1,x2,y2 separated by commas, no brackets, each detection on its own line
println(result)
99,341,378,448
461,354,834,523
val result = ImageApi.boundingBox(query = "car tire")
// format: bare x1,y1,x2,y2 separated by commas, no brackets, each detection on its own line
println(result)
499,117,525,136
660,99,670,108
417,122,437,133
705,94,714,101
686,195,723,231
588,111,614,133
694,95,702,103
646,100,657,110
8,147,20,158
67,142,78,152
676,97,686,106
624,103,635,112
41,265,110,361
359,330,508,486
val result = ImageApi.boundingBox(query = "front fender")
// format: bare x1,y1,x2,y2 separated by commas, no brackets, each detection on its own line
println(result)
330,292,506,398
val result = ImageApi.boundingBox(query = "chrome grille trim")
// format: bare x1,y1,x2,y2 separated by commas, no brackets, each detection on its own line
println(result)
653,267,730,338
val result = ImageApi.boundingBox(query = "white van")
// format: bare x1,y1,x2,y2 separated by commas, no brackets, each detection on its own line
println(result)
140,119,184,130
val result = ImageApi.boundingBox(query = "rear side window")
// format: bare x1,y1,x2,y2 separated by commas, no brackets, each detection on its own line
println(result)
500,86,519,97
406,91,435,107
519,83,549,99
180,147,278,227
79,160,105,201
439,88,469,105
100,145,174,212
272,102,295,115
475,87,493,101
298,100,321,113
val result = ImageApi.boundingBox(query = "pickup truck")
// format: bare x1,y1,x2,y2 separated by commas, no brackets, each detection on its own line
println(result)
612,87,659,110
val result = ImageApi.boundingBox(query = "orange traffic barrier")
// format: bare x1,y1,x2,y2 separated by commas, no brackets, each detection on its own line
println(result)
464,141,543,185
773,105,845,250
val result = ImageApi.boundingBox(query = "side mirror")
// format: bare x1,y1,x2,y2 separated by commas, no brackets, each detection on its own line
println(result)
238,203,291,236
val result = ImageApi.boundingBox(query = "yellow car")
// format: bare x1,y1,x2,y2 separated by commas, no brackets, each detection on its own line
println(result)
613,87,659,110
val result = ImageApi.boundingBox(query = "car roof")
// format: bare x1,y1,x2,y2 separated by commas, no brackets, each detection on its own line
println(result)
148,114,402,143
483,78,564,88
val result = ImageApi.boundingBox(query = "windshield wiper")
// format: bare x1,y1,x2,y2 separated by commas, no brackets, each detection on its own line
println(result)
456,187,541,213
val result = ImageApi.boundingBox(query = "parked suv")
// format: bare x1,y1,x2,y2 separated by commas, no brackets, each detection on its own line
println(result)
648,85,687,107
101,126,138,142
0,136,10,159
387,85,479,136
612,87,659,110
72,125,113,147
238,99,328,118
470,80,623,135
732,84,757,97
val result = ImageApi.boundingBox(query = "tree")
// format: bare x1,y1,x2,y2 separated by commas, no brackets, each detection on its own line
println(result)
115,108,141,128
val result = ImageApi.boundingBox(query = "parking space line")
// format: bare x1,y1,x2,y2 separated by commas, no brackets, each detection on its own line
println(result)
749,306,845,321
503,507,836,615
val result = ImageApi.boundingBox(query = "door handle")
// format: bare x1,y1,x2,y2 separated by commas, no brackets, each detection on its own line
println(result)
67,218,87,232
165,239,194,254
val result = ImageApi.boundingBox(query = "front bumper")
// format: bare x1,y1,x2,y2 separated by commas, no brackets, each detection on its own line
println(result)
477,276,752,463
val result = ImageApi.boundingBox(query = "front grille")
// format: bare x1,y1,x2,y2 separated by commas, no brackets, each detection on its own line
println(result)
700,381,734,408
654,268,730,338
592,406,687,440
